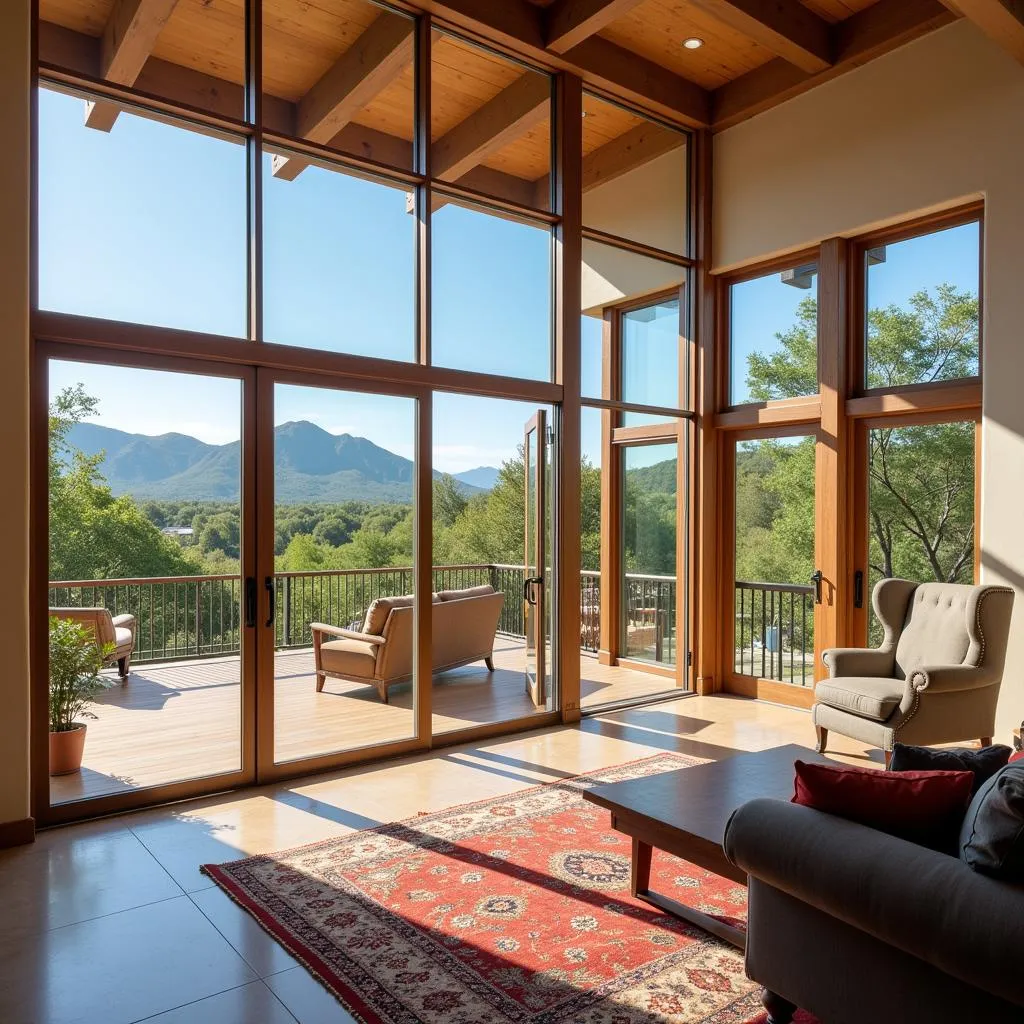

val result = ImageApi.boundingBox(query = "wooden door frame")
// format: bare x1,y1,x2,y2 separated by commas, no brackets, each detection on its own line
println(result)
523,408,547,707
32,341,260,826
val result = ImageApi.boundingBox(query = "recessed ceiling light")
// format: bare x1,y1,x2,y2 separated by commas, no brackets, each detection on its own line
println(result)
682,37,704,49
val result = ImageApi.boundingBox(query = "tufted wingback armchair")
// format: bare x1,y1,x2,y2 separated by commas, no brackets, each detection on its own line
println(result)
815,579,1015,766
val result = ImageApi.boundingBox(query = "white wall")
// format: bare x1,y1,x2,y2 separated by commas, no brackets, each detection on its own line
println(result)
714,20,1024,740
0,0,32,829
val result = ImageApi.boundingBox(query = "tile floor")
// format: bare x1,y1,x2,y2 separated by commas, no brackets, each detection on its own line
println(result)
0,694,880,1024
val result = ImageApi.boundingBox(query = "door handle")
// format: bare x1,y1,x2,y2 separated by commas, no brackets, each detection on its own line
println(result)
854,570,864,609
523,576,543,606
811,569,824,605
265,575,276,627
244,577,257,628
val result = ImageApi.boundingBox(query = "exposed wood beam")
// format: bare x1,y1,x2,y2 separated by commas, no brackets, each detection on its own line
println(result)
582,120,685,190
941,0,1024,65
273,12,415,180
691,0,832,73
433,72,551,180
712,0,957,129
84,0,180,131
544,0,648,54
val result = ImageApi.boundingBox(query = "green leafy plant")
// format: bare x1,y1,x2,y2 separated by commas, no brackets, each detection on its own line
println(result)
48,616,114,733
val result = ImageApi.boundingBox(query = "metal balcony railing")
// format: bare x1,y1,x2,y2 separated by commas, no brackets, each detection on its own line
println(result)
734,579,815,686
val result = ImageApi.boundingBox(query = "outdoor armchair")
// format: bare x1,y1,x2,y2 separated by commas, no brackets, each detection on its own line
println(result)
49,606,137,682
815,578,1015,765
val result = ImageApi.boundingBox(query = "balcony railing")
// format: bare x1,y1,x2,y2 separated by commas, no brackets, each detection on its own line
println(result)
49,565,616,665
623,573,676,665
734,580,815,686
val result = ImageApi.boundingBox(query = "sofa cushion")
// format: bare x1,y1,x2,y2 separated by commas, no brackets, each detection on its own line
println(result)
814,676,905,721
960,762,1024,881
437,584,495,602
319,638,379,679
793,759,974,851
362,595,416,636
891,742,1012,795
113,627,134,652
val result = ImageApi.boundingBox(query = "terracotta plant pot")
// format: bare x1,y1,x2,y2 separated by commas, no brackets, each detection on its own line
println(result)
49,723,87,776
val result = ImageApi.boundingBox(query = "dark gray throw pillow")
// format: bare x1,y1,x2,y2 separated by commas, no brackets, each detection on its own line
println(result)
959,762,1024,880
890,742,1011,794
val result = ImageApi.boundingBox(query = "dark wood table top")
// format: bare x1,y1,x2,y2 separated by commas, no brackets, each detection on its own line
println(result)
584,744,835,848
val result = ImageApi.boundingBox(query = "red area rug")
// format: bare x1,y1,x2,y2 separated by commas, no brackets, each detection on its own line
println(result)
203,755,816,1023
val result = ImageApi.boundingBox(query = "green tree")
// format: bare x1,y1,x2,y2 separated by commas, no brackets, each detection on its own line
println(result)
433,474,468,528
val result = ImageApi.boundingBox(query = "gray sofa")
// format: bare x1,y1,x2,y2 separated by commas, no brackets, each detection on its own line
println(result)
724,798,1024,1023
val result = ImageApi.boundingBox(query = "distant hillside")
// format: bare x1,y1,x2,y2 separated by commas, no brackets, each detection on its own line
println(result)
453,466,500,490
67,421,485,503
626,458,677,495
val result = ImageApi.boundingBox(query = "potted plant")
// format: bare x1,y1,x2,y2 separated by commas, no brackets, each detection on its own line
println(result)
48,615,114,775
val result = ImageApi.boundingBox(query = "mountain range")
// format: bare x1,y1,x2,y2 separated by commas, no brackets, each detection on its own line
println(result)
67,421,500,503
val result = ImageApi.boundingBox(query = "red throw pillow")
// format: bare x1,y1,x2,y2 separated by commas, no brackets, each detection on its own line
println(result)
1009,751,1024,764
792,760,974,850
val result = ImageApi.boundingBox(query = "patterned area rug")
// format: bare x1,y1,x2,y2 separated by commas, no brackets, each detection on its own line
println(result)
203,755,816,1023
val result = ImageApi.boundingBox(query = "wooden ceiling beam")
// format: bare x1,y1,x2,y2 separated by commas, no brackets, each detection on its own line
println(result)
433,72,551,180
691,0,832,73
940,0,1024,65
582,120,685,190
712,0,957,129
544,0,648,54
84,0,180,131
273,12,415,180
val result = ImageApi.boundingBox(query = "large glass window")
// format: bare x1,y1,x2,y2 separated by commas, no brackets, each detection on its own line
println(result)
263,151,415,359
582,93,688,256
432,33,551,209
729,263,818,407
866,420,976,641
622,298,681,411
865,221,980,388
38,88,247,337
431,200,552,379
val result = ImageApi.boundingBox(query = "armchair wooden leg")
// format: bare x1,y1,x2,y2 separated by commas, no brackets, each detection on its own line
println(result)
760,988,796,1024
377,682,389,704
980,736,992,747
484,655,494,672
814,725,827,754
117,656,130,683
884,749,893,769
316,672,326,693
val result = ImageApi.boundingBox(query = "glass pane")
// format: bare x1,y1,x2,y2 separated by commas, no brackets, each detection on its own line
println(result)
622,298,681,410
865,221,980,388
582,239,686,402
867,421,976,643
582,93,688,256
432,34,551,210
733,436,815,686
38,88,246,336
273,385,417,763
430,393,556,735
432,200,552,379
38,0,245,120
729,264,818,406
622,443,677,665
48,360,243,806
263,0,415,171
263,151,415,359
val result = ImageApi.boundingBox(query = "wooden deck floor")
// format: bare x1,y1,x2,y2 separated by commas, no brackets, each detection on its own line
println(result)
51,636,682,804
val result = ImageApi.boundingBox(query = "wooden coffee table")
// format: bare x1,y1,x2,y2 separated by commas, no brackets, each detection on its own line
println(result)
583,743,833,949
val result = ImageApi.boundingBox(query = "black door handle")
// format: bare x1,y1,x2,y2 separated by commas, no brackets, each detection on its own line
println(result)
854,570,864,609
244,577,256,628
523,576,543,606
265,575,276,627
811,569,824,605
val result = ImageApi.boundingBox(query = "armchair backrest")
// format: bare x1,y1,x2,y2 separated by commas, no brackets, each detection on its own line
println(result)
873,579,1015,681
49,607,116,648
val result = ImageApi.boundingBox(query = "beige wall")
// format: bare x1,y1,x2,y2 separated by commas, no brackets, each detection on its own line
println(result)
0,0,32,827
714,21,1024,740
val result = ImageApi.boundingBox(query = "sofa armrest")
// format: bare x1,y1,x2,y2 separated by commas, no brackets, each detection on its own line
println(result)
821,646,893,678
724,798,1024,1007
111,613,136,635
908,664,996,693
310,623,386,646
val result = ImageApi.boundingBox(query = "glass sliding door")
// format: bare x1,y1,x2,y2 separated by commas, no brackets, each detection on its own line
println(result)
265,380,424,768
45,356,253,811
523,411,547,706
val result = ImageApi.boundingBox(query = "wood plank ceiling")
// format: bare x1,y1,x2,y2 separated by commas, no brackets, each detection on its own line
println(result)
37,0,974,200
